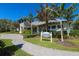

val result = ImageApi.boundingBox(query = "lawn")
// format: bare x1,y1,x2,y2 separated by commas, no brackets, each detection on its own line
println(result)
0,39,32,56
0,31,19,34
24,37,79,52
67,39,79,45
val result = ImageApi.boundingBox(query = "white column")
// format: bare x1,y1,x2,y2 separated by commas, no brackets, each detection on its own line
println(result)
49,26,51,31
37,26,39,34
67,25,70,37
50,26,52,30
60,21,64,42
50,32,52,43
56,25,58,30
31,23,33,34
19,24,22,34
40,32,42,41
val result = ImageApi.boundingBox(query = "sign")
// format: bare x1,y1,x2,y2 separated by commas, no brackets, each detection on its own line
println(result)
40,32,52,43
42,32,50,38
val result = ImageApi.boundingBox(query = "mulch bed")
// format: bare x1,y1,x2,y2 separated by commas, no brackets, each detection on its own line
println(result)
55,39,79,48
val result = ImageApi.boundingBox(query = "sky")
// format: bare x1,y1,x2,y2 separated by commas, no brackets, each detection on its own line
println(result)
0,3,78,22
0,3,40,22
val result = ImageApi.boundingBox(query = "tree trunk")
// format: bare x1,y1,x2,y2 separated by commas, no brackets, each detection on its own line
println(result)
30,21,33,34
67,24,70,37
67,20,70,37
45,11,48,32
60,21,64,42
45,20,48,32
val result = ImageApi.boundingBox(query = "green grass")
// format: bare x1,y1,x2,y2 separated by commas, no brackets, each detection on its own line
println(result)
67,39,79,45
1,39,12,47
24,37,79,52
0,31,19,34
14,48,31,56
0,39,32,56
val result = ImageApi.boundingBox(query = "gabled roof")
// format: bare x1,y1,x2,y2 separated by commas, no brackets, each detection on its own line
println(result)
31,18,67,26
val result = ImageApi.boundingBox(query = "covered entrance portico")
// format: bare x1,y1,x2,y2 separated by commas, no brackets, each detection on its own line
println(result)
31,18,69,42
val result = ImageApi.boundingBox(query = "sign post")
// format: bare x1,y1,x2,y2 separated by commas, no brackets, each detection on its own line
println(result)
40,32,52,43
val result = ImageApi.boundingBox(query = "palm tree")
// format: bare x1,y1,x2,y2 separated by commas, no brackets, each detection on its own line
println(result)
28,13,33,22
18,14,33,23
51,3,79,36
49,3,79,42
18,13,34,34
36,4,52,32
64,4,79,37
73,20,79,29
50,3,65,18
28,13,33,34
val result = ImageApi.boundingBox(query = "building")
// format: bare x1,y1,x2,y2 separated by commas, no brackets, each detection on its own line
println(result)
32,18,68,33
19,18,69,34
19,20,31,33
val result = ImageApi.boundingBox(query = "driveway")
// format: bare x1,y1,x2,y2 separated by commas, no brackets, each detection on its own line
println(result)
0,34,79,56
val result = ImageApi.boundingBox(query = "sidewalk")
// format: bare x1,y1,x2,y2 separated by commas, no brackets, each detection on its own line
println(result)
1,34,79,56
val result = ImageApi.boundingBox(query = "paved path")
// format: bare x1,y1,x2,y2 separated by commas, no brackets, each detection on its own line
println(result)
0,34,79,56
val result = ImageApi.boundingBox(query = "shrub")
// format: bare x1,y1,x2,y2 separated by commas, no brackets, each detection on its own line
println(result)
70,30,79,37
51,31,68,39
22,30,31,34
23,34,38,38
26,34,38,38
0,40,6,48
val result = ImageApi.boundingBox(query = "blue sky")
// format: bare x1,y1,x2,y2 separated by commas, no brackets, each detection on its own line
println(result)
0,3,40,21
0,3,78,22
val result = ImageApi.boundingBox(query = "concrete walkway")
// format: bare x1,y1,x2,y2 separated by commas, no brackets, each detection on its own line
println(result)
0,34,79,56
